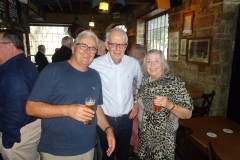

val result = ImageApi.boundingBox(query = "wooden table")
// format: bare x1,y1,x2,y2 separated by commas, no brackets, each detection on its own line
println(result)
179,116,240,160
186,87,204,99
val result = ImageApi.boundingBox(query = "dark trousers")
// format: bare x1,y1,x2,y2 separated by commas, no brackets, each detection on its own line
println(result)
97,114,133,160
0,153,3,160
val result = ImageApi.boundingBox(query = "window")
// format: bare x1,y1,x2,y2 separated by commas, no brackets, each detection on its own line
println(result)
146,13,169,58
29,26,69,63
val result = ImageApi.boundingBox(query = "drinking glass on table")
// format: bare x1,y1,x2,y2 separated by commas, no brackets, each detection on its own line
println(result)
153,89,162,112
84,97,95,125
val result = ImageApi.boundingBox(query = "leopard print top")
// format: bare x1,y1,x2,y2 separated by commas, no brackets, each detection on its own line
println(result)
136,72,193,160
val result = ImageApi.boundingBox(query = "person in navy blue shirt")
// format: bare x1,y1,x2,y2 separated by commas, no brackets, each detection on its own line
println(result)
26,30,115,160
0,30,41,160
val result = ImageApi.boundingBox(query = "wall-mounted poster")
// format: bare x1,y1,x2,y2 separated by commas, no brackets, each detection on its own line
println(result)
0,0,7,19
168,31,179,61
180,38,186,56
7,0,20,24
20,3,30,33
186,37,212,65
182,11,194,36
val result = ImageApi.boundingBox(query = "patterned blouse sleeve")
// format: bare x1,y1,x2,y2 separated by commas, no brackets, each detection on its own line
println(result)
169,75,194,111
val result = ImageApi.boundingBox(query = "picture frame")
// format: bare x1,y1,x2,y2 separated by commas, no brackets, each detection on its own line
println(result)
182,11,194,36
186,37,212,65
168,31,179,61
180,39,187,56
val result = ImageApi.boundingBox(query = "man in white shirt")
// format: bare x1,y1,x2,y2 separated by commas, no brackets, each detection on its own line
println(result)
90,28,143,160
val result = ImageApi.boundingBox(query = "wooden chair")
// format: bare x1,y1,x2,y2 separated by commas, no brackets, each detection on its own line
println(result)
192,90,215,118
207,142,222,160
175,125,193,160
175,125,209,160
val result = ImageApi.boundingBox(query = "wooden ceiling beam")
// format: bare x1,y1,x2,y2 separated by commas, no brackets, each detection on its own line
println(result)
48,5,54,12
68,0,73,12
71,0,155,6
55,0,63,12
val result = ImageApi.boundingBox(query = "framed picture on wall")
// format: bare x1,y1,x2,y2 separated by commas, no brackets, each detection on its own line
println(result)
168,31,179,61
180,39,187,56
182,11,194,36
186,37,212,65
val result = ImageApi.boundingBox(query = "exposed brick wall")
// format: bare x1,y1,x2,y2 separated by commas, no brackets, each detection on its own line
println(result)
122,0,240,117
167,0,240,116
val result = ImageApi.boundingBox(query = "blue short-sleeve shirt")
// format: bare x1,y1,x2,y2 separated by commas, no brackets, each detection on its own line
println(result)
28,61,103,156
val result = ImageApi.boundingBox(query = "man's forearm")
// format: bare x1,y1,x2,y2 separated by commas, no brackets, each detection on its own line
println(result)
96,105,111,131
26,101,68,118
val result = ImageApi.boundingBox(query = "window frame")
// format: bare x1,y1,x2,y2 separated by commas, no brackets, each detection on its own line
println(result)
145,11,169,58
28,25,70,63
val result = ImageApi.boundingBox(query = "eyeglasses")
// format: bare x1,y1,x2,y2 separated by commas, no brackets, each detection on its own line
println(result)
107,42,127,49
75,43,98,54
0,42,10,44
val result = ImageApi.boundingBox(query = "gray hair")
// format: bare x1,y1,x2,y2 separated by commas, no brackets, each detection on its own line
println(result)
74,30,98,47
0,30,24,51
62,36,73,47
106,28,128,43
38,45,45,51
129,44,146,58
143,49,170,74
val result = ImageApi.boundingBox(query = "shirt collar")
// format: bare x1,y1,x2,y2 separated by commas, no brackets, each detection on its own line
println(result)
0,53,26,71
107,52,125,67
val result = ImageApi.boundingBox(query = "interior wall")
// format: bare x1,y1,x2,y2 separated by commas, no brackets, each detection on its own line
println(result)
121,0,240,116
32,1,240,116
167,0,240,116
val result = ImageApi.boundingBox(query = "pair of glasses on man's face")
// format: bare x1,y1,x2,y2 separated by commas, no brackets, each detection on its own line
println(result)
107,42,127,49
0,42,10,44
75,43,98,54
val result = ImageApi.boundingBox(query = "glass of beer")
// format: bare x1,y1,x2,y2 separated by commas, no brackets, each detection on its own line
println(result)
154,89,162,112
84,97,95,125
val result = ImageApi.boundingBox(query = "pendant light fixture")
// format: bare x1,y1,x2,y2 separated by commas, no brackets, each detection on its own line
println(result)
89,15,95,27
99,0,109,13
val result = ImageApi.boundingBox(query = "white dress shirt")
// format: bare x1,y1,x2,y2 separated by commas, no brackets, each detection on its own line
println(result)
89,52,143,117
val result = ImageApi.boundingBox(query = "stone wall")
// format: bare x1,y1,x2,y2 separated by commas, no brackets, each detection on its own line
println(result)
122,0,240,116
167,0,240,116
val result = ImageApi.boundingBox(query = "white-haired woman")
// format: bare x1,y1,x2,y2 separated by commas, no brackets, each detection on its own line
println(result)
136,49,194,160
